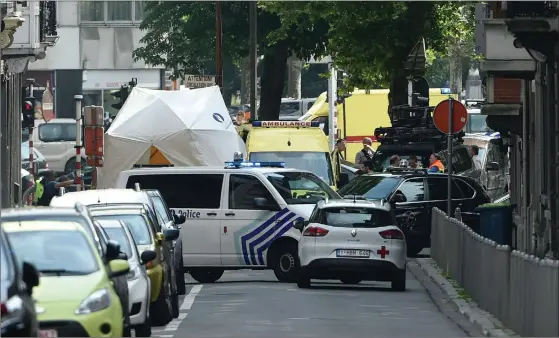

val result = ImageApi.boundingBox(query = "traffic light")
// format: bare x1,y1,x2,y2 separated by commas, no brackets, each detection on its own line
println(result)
111,85,129,110
22,97,35,129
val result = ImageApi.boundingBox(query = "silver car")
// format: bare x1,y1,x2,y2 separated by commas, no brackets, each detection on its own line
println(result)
95,219,154,337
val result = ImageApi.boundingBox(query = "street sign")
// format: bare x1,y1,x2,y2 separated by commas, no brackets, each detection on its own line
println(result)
433,98,468,134
184,75,217,89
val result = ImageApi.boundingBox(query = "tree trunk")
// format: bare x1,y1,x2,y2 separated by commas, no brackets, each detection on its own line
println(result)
287,55,302,99
388,68,408,118
449,47,463,97
258,41,289,120
239,56,251,104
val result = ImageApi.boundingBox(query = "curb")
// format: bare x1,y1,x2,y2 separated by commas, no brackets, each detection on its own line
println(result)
409,258,517,337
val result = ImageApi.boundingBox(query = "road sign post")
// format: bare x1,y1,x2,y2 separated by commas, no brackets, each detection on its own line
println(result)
433,98,468,215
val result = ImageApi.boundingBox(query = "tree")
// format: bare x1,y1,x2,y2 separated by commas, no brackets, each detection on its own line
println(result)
265,1,475,111
134,1,329,120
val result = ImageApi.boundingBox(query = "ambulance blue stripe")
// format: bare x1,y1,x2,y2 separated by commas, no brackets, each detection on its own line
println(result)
247,212,296,265
256,215,304,265
240,208,289,265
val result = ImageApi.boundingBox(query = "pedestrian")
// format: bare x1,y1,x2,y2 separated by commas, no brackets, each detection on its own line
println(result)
470,145,482,170
409,155,421,169
354,137,374,169
31,170,78,206
332,138,346,185
428,153,445,173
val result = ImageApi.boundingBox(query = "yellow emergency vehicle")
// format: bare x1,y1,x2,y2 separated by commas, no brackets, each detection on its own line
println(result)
299,88,457,163
244,120,338,190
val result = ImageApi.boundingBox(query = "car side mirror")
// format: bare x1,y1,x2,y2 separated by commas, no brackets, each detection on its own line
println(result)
486,161,500,171
117,252,128,260
140,250,157,265
338,173,350,188
163,228,180,241
109,259,130,278
391,193,405,203
292,220,307,232
253,197,280,211
106,240,121,261
22,261,39,291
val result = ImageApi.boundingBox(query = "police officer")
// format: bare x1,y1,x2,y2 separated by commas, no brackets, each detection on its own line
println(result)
428,153,445,173
30,170,78,206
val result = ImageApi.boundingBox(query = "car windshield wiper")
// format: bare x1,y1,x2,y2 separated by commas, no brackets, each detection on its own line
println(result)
39,269,90,275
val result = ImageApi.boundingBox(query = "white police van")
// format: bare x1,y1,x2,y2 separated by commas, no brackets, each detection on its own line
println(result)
115,160,342,283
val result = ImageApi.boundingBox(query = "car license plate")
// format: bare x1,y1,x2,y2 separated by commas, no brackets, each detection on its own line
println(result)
336,249,370,258
39,329,58,338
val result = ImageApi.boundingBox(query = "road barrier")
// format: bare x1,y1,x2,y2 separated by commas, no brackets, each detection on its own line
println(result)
431,207,559,337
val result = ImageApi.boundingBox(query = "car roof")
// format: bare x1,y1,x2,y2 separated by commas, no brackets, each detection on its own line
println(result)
94,219,124,228
89,207,145,216
2,219,85,233
120,166,308,176
1,206,85,219
50,189,150,207
318,199,391,210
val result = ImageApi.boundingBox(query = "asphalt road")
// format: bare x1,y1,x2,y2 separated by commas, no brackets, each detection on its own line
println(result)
149,263,469,338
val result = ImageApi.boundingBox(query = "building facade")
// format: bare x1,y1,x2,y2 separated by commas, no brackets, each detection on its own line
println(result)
27,1,165,119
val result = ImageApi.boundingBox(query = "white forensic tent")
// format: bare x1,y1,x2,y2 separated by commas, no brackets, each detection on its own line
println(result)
97,85,246,188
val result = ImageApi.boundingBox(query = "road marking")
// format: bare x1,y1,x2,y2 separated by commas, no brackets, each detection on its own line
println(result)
160,285,203,335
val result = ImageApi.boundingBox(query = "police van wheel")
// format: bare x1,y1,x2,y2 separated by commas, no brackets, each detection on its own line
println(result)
189,268,224,283
272,242,299,283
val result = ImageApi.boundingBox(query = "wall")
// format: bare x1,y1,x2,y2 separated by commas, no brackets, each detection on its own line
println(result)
55,70,84,119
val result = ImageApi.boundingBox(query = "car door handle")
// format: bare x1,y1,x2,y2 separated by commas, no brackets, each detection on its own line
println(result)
225,212,235,216
207,212,217,216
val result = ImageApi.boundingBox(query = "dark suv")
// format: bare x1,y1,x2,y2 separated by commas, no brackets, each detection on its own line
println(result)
338,168,491,256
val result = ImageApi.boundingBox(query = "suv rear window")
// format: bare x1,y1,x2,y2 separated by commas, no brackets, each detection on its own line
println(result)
338,175,401,200
317,207,393,228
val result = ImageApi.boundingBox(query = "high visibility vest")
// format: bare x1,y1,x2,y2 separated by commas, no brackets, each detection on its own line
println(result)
33,179,44,203
429,160,445,173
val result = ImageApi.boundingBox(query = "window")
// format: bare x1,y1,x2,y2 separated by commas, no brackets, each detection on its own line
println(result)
320,207,394,228
454,178,476,199
93,222,107,256
312,116,328,135
265,171,340,205
0,237,13,282
94,214,153,245
103,227,133,258
151,196,171,223
396,178,425,202
279,102,301,118
440,147,473,173
338,176,401,200
80,1,146,23
229,174,274,210
427,177,447,200
307,101,315,111
38,123,76,142
126,174,224,209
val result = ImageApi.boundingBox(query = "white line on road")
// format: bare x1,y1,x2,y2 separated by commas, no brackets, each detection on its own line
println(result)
161,284,203,335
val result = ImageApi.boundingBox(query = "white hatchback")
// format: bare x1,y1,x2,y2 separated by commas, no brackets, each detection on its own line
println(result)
294,199,407,290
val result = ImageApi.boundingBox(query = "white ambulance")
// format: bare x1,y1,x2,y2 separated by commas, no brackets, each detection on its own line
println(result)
115,161,342,283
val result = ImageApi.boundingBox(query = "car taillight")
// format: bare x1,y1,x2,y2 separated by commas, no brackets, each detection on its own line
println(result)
1,302,7,315
379,229,404,240
303,226,329,237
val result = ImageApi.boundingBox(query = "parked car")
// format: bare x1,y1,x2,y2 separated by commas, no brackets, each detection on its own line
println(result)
95,219,155,337
21,143,48,172
337,168,491,256
0,227,39,337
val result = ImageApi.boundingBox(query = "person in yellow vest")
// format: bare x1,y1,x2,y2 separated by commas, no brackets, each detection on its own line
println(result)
428,153,445,173
30,171,78,206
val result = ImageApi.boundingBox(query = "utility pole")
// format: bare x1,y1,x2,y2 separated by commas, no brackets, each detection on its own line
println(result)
215,1,223,88
249,1,257,119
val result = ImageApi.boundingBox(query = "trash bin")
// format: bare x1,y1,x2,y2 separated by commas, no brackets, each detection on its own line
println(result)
474,203,513,246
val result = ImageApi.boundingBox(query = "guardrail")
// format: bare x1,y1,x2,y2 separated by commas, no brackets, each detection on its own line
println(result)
431,207,559,336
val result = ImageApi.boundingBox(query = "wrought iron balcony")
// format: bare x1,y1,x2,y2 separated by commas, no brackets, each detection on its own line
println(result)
39,0,56,44
506,1,557,19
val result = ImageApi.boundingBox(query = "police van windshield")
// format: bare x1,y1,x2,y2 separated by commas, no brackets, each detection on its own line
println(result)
250,152,334,186
265,171,341,204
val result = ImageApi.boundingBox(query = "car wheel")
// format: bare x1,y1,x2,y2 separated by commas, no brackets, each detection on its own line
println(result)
176,258,186,295
150,279,173,326
340,278,362,284
391,268,407,292
272,242,300,283
189,268,224,283
122,324,132,337
134,310,151,337
406,243,423,257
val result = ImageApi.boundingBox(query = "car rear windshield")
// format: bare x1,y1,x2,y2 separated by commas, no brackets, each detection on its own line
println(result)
320,207,393,228
93,214,152,245
338,175,401,200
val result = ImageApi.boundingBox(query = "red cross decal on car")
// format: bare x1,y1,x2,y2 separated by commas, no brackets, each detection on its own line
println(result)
377,246,390,259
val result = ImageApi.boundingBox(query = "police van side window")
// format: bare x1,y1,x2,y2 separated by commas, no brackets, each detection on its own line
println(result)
126,174,223,209
229,174,276,210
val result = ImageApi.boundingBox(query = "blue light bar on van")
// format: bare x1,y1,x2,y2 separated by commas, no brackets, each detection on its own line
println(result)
440,88,452,94
224,161,286,168
252,121,320,128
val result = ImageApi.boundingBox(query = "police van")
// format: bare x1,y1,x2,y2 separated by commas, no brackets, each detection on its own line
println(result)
115,160,342,283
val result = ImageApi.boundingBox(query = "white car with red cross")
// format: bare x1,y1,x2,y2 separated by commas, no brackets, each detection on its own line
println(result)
293,199,407,290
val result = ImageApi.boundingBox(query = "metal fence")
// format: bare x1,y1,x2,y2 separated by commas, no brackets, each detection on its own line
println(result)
431,207,559,337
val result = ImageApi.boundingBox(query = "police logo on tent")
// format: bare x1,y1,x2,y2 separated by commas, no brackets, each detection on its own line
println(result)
213,113,225,123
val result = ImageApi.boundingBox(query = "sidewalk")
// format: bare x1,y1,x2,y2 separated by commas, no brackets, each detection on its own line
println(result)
408,258,518,337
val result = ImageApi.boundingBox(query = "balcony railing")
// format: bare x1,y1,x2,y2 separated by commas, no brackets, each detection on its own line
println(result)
506,1,556,18
39,1,56,42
